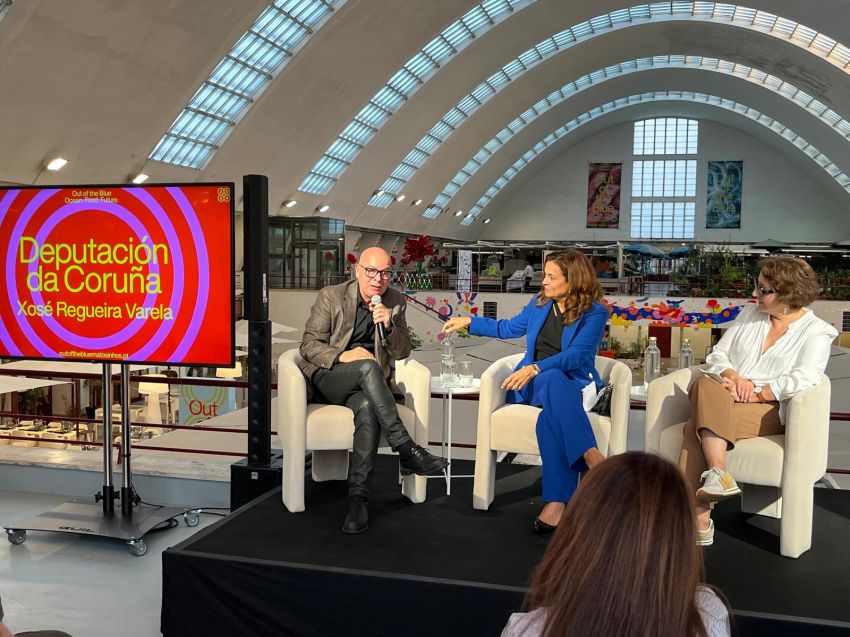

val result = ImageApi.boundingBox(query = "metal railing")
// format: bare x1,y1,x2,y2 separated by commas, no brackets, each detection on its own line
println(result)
269,272,643,294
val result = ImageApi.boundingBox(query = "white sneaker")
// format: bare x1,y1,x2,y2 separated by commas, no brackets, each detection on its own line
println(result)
696,467,741,502
697,519,714,546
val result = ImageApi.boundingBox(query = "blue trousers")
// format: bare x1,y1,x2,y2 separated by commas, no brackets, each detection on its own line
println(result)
517,369,598,503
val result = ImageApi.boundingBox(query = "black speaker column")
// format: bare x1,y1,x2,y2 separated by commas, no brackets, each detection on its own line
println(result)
243,174,271,467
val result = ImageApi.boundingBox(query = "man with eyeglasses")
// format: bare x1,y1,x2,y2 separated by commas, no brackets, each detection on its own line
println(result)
298,246,448,533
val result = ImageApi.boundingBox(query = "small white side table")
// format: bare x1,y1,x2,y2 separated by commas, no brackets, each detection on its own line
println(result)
429,377,480,494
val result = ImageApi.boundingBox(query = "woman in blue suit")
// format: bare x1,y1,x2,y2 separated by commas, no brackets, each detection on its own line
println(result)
443,251,608,533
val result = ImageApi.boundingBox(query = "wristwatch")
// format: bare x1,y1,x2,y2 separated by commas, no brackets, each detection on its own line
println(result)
531,364,540,376
753,384,764,402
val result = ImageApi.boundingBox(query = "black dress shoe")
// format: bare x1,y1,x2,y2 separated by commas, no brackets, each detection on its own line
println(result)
342,498,369,534
399,444,449,476
533,517,557,535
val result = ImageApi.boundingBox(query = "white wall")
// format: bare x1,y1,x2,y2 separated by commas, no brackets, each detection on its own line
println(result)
482,119,850,242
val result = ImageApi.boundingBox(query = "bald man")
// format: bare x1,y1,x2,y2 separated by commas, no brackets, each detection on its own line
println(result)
299,247,447,533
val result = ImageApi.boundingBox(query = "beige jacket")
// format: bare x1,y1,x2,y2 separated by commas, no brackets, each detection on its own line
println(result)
298,279,412,399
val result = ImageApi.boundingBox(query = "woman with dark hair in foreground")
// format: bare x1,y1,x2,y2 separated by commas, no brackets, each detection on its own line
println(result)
502,452,730,637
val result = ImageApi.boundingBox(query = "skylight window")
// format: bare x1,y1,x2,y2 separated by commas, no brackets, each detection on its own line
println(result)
631,119,698,239
460,92,850,225
370,4,850,209
298,0,537,196
149,0,341,169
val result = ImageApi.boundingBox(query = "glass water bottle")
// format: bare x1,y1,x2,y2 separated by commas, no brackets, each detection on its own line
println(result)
678,338,694,370
644,336,661,389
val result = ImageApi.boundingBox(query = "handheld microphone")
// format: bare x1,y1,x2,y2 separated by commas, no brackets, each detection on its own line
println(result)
370,295,389,348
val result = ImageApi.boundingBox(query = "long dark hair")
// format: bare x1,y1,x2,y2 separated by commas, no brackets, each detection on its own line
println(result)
536,250,603,326
524,452,714,637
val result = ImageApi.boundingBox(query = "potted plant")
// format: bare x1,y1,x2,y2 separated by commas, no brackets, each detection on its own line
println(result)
401,235,437,290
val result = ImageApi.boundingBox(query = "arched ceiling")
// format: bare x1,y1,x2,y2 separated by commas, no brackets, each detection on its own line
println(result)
0,0,847,241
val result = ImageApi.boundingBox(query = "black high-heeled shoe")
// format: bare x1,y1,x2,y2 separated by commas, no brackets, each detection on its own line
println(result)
533,517,557,535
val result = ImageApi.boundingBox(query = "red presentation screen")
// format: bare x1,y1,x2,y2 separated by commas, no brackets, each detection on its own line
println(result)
0,182,235,366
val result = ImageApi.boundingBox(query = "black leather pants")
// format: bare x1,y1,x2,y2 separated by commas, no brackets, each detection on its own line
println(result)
312,360,412,499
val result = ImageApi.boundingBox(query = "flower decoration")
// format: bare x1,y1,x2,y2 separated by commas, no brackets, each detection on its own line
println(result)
346,253,357,264
391,255,397,265
324,250,335,261
402,235,437,271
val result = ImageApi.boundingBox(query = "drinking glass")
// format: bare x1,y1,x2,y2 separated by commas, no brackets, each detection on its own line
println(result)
457,360,473,387
440,360,457,387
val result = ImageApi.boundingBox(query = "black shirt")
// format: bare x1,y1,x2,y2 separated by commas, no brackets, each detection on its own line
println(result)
534,303,565,362
347,299,376,354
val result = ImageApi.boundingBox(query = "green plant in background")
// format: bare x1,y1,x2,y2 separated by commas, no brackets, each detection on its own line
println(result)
408,324,423,350
62,395,81,418
675,243,706,277
19,389,42,416
608,336,643,359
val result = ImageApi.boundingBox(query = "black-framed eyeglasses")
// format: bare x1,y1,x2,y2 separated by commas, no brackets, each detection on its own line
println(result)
358,263,393,280
753,278,776,296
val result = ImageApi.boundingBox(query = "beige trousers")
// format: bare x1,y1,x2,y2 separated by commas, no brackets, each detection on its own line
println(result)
677,376,783,493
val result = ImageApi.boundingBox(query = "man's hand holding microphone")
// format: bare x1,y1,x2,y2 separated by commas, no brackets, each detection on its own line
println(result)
338,295,391,363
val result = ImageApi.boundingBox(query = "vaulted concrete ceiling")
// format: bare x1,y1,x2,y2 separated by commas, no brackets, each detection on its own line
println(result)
0,0,848,240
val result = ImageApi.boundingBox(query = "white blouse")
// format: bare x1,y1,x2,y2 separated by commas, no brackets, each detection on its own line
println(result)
705,303,837,422
501,586,730,637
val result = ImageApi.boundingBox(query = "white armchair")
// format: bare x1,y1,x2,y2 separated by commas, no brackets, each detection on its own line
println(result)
277,349,432,512
473,354,632,510
645,366,831,558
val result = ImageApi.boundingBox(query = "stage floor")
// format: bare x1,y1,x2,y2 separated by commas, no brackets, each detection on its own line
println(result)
162,457,850,636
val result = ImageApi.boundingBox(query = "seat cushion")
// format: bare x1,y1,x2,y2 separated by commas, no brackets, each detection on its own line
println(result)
306,403,417,450
729,436,785,486
490,405,612,456
306,405,354,450
658,422,686,463
658,421,785,487
491,404,540,455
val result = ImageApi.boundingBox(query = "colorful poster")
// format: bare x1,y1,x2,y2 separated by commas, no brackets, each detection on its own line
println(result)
706,161,743,229
586,162,621,228
0,183,234,365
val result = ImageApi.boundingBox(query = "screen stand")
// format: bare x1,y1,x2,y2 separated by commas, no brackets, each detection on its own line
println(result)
3,364,194,557
119,364,134,516
100,364,116,513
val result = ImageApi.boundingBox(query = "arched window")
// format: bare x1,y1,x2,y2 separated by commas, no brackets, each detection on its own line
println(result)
630,118,697,239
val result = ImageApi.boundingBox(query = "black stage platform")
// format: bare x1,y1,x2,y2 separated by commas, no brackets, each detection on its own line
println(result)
162,457,850,637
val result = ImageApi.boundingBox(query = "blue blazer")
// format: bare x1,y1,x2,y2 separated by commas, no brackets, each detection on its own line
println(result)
470,298,609,404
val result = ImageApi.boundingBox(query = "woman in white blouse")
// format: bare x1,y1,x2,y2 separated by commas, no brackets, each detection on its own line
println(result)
679,256,837,546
